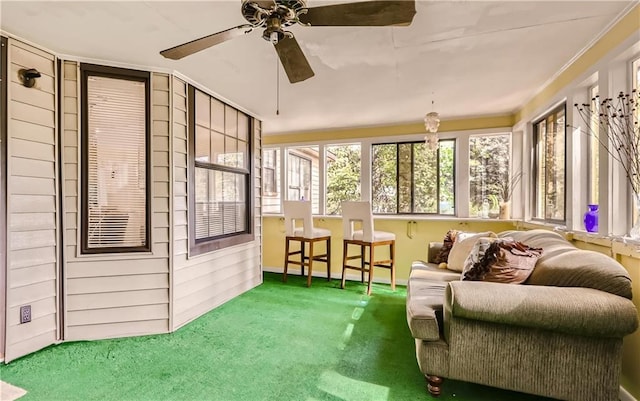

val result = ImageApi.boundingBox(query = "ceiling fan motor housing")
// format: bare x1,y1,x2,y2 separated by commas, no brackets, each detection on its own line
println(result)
241,0,307,28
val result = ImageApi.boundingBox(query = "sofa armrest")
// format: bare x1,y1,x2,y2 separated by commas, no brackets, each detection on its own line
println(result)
447,281,639,337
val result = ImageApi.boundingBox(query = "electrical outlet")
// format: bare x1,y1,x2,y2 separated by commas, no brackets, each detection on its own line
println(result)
20,305,31,324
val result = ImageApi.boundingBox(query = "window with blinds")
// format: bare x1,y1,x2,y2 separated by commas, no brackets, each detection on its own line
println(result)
189,85,253,255
81,64,150,253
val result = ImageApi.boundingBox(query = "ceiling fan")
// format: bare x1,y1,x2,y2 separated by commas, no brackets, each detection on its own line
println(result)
160,0,416,83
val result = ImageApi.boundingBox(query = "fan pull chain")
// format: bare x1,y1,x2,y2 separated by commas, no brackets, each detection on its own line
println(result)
276,56,280,116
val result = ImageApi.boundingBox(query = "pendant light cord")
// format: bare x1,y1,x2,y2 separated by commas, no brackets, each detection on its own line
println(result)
276,56,280,116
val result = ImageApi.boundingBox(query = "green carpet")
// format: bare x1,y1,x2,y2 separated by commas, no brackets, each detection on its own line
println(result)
0,273,553,401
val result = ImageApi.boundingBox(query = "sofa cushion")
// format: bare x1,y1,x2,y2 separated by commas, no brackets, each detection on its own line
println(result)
433,229,459,263
462,239,542,284
500,230,633,299
411,260,461,282
447,231,497,272
447,281,639,337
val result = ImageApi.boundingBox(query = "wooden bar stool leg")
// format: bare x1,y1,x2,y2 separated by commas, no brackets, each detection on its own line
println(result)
326,237,331,281
341,241,348,289
300,240,306,277
367,244,374,296
360,244,365,283
283,237,290,282
390,240,396,291
307,240,314,287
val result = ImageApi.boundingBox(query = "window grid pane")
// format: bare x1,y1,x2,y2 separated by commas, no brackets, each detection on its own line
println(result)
262,148,281,213
469,134,510,217
372,140,455,215
286,147,319,213
326,144,361,215
193,87,250,242
534,106,565,221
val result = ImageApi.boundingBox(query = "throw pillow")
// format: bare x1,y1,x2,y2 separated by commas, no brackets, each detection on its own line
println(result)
433,229,459,264
447,231,497,272
462,239,543,284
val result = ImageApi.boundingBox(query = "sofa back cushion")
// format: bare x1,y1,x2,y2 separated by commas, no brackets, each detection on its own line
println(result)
499,230,633,299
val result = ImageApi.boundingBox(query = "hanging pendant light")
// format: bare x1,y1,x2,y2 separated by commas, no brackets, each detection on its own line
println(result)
424,99,440,150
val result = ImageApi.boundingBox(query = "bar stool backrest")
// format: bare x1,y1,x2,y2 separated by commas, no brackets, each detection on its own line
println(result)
341,201,375,243
283,200,314,238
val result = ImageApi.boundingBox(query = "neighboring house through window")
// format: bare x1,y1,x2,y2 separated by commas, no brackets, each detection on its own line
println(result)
80,64,150,253
188,85,253,255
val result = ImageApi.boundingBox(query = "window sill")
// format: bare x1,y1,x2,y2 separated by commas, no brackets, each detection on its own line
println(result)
263,213,518,223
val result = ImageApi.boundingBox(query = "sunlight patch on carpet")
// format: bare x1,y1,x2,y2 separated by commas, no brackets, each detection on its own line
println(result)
1,381,27,401
317,370,389,401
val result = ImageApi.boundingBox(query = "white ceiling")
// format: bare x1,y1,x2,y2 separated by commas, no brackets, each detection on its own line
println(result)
0,1,635,134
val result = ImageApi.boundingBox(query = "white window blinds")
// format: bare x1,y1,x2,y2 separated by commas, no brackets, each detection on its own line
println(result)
86,75,147,249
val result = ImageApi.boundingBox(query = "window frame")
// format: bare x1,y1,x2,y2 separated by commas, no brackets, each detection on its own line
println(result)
80,63,152,254
262,148,277,196
187,85,254,256
532,103,567,223
371,139,456,215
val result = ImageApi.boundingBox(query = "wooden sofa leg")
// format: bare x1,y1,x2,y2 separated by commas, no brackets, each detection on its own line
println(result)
426,375,443,397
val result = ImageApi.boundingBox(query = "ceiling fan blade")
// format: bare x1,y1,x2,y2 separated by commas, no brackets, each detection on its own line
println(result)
160,25,252,60
299,1,416,26
274,36,314,84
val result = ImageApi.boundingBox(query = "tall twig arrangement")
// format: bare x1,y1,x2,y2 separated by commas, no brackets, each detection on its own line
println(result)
574,90,640,196
500,170,522,202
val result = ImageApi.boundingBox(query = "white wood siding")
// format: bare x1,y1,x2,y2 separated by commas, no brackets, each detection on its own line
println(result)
4,39,58,362
61,64,170,340
171,77,262,330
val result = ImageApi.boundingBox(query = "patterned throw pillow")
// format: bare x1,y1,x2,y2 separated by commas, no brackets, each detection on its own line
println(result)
462,239,543,284
433,229,459,264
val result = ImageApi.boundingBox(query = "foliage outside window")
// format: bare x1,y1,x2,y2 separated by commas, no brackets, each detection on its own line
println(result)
262,148,281,214
81,64,150,253
469,134,511,217
286,146,319,213
534,105,566,221
326,144,361,215
588,85,600,206
189,86,252,255
372,140,455,214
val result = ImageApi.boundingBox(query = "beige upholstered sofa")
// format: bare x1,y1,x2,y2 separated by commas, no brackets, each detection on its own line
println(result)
406,229,639,401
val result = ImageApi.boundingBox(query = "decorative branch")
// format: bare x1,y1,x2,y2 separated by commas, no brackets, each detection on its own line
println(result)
574,89,640,196
500,170,522,202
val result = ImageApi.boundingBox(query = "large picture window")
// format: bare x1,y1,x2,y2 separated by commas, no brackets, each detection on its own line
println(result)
189,86,253,255
533,105,566,221
80,64,150,253
372,140,455,214
469,134,511,217
326,144,361,215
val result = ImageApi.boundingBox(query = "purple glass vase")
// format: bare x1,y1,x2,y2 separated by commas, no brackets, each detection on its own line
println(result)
583,204,598,233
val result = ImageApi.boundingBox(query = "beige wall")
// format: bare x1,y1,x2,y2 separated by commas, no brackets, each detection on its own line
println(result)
170,77,262,330
60,62,171,341
4,38,59,362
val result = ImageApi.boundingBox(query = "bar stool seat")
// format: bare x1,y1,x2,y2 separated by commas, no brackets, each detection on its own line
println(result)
341,201,396,295
283,201,331,287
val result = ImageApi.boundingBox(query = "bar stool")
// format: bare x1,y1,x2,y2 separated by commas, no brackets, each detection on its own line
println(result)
341,201,396,295
283,200,331,287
